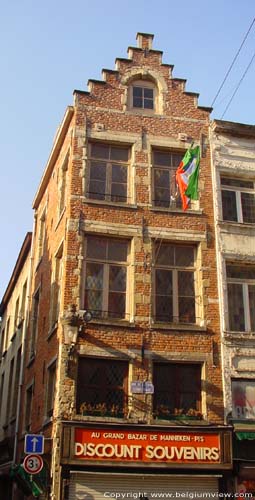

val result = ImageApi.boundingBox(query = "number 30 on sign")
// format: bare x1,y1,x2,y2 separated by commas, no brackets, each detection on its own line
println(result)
23,454,43,474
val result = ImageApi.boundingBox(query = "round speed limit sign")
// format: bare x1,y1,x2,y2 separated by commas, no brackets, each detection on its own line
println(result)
23,454,43,474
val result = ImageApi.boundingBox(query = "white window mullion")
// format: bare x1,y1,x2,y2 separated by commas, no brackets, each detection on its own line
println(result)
243,283,251,332
106,162,111,201
236,191,243,223
172,269,178,321
104,264,110,317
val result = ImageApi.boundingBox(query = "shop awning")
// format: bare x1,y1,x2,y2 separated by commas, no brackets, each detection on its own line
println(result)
236,432,255,441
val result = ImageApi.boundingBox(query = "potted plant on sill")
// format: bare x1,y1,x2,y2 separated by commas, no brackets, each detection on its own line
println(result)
154,405,202,420
79,402,124,418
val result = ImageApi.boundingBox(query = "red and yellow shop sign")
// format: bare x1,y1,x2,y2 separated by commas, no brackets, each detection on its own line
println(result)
74,428,221,464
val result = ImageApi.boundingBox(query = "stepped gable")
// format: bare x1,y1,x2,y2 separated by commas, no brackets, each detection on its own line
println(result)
73,32,211,117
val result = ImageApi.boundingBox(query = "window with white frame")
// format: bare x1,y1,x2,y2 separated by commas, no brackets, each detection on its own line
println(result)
232,379,255,420
153,150,183,208
221,177,255,223
84,236,129,319
154,242,196,323
86,143,130,203
226,263,255,332
46,360,57,418
130,79,156,111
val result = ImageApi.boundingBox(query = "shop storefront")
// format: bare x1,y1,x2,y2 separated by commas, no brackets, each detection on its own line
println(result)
60,424,232,500
234,431,255,500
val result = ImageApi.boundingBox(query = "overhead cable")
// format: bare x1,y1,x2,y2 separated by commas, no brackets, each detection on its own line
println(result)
221,49,255,119
211,17,255,107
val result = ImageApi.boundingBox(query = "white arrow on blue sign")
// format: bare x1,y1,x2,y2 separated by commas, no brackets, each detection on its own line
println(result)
24,434,44,455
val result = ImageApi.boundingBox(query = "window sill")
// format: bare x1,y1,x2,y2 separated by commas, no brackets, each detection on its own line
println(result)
125,109,159,117
219,219,255,229
149,206,203,215
90,318,135,328
47,322,58,340
55,207,66,231
150,322,207,332
82,198,137,210
224,330,255,339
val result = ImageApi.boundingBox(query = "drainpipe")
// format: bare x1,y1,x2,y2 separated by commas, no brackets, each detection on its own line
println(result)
12,213,37,474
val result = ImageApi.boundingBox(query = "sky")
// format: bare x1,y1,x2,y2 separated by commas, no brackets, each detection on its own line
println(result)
0,0,254,300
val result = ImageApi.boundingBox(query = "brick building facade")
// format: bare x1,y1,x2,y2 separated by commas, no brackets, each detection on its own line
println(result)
1,33,232,499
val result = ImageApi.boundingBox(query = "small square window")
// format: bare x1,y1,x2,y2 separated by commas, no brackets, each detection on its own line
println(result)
153,363,202,420
132,86,154,110
76,358,128,417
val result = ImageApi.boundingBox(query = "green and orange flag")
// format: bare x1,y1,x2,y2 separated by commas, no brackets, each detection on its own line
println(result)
176,145,200,211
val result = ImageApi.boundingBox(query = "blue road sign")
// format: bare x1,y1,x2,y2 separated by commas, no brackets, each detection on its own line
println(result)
24,434,44,455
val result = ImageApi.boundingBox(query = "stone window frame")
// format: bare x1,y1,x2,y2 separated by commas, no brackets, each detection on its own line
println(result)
85,141,132,205
153,361,203,420
152,241,201,326
57,150,69,220
226,261,255,333
121,69,167,116
19,279,27,326
152,148,184,209
45,356,57,420
36,206,47,266
3,317,10,352
11,347,21,419
82,235,132,322
150,352,208,419
129,79,157,113
24,379,34,432
49,241,64,332
220,175,255,224
5,357,14,426
76,356,129,418
29,284,41,360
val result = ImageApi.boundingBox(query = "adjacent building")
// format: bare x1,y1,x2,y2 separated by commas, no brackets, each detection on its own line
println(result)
210,120,255,497
0,232,32,498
